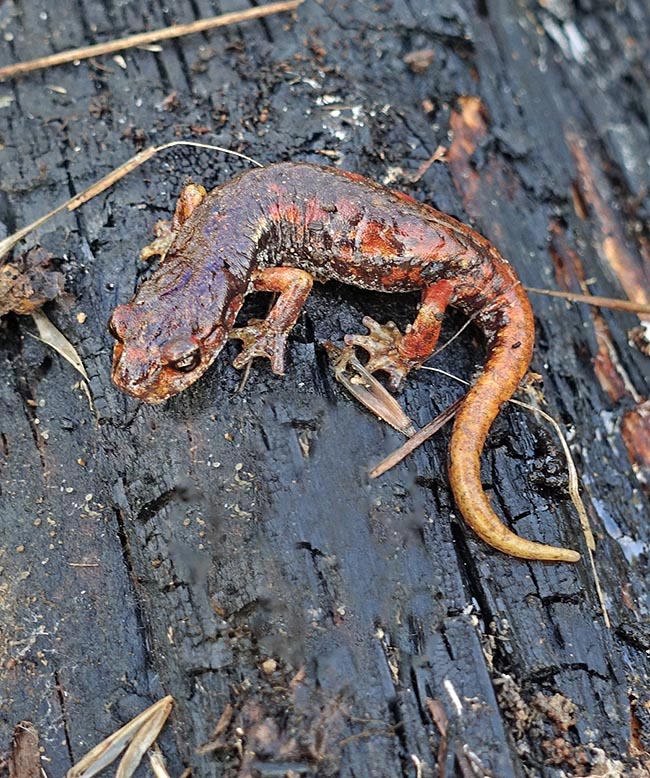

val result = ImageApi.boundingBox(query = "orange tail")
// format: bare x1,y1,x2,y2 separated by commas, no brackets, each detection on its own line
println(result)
448,285,580,563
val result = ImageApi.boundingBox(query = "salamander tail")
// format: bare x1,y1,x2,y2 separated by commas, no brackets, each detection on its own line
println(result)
448,287,581,563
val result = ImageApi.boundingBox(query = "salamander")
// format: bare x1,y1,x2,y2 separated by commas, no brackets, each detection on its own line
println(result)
109,162,580,563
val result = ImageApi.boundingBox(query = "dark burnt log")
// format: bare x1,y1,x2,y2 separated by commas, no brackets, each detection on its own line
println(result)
1,1,649,776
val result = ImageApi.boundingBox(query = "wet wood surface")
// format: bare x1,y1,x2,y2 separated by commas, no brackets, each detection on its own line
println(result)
1,1,649,776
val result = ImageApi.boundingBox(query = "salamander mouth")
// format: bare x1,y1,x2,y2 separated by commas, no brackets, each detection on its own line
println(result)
110,323,229,403
112,345,219,404
110,342,162,402
128,387,169,405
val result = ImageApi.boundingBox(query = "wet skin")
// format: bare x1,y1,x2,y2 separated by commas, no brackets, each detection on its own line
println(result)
109,162,580,563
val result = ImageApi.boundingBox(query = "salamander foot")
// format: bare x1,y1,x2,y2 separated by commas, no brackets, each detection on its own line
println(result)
140,220,175,261
140,182,208,261
230,319,287,375
344,316,418,391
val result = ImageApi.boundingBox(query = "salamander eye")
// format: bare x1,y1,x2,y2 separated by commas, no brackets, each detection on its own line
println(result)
170,349,201,373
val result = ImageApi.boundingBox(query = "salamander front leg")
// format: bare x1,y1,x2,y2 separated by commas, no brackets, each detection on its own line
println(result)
344,280,455,391
140,182,207,261
230,267,314,374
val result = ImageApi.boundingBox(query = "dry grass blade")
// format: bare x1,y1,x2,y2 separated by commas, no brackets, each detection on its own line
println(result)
116,699,173,778
67,696,173,778
148,745,171,778
154,140,262,168
324,341,416,437
0,0,303,80
510,397,609,627
509,399,595,551
31,310,89,381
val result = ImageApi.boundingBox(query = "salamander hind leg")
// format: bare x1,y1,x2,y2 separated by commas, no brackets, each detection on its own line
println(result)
344,280,455,391
230,267,314,374
140,182,207,261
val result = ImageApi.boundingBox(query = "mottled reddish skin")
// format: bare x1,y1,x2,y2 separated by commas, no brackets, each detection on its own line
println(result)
109,162,580,563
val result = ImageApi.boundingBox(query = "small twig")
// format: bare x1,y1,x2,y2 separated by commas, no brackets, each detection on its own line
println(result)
525,286,650,316
409,145,447,182
369,396,464,478
235,358,254,394
425,698,486,778
411,754,426,778
68,562,100,568
443,679,463,717
196,704,234,754
0,141,262,261
426,699,450,778
0,0,303,81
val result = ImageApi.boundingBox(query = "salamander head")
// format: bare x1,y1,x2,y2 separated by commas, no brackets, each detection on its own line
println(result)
109,292,243,403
